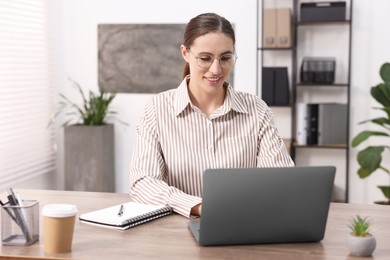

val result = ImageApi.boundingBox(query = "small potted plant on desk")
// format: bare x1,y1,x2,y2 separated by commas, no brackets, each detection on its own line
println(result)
51,78,125,192
347,215,376,257
352,62,390,205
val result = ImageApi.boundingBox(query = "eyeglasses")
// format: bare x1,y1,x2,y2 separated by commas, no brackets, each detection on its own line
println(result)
186,48,237,69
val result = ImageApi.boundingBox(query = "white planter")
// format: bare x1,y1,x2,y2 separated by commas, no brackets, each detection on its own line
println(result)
347,233,376,257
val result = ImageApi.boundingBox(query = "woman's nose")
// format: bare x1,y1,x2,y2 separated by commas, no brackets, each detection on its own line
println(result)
208,58,222,74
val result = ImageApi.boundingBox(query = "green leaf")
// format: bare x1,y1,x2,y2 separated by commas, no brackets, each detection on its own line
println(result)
378,186,390,199
357,146,384,175
357,167,372,178
348,215,371,237
371,83,390,107
372,117,390,126
358,117,390,126
379,106,390,119
380,62,390,84
351,131,389,147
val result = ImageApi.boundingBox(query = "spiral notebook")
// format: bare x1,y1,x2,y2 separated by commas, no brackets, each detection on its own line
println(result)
79,202,172,230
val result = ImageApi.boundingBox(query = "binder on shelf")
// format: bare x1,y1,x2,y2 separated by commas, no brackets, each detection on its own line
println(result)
274,67,289,105
296,103,308,145
318,103,348,145
79,202,172,230
262,67,289,106
296,103,348,146
306,104,319,145
262,67,275,105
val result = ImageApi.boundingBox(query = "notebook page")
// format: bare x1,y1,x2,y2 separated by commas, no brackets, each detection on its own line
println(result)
80,202,169,226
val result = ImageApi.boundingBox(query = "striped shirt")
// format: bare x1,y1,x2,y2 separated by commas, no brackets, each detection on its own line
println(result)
129,78,294,217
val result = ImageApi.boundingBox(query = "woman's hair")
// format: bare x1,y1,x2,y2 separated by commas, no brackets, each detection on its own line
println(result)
182,13,235,79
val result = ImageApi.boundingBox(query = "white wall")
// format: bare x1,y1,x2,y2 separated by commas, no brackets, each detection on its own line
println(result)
47,0,390,204
5,170,58,191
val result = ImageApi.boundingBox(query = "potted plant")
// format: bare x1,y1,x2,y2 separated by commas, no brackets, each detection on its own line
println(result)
54,78,123,192
347,215,376,257
55,78,121,126
351,62,390,205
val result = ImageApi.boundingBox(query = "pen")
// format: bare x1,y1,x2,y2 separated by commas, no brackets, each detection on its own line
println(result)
16,193,33,241
0,199,19,224
7,189,31,242
7,188,18,205
117,205,124,217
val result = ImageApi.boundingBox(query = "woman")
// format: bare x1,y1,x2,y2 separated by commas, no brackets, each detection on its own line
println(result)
129,13,294,218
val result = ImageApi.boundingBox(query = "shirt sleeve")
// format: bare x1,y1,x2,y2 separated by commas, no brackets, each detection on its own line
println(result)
256,103,295,167
129,99,202,218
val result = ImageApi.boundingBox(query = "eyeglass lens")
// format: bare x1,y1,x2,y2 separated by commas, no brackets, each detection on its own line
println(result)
196,54,236,68
188,48,237,68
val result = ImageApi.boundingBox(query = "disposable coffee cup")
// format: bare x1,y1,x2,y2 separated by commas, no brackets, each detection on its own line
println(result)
41,204,78,254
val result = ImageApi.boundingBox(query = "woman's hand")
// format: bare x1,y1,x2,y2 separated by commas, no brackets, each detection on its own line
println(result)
190,203,202,217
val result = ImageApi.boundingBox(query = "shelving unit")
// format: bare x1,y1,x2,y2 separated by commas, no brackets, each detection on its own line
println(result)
257,0,353,202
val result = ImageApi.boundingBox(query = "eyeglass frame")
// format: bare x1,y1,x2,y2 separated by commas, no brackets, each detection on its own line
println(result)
185,47,238,69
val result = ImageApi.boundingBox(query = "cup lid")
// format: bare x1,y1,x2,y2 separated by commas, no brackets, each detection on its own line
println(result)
41,204,78,218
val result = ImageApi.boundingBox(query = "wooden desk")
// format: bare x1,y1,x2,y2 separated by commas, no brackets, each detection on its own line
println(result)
1,189,389,260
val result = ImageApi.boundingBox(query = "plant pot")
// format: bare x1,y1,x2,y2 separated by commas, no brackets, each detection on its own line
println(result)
347,233,376,257
64,124,115,192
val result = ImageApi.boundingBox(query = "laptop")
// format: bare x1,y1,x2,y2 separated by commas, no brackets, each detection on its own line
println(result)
188,166,336,246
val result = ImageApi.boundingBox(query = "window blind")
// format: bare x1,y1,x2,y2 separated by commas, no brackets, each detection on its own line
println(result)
0,0,56,188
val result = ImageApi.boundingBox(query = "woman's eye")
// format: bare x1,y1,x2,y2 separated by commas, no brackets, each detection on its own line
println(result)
221,55,232,61
199,56,212,62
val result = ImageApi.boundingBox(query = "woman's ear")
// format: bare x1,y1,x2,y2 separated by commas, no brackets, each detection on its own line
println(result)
180,45,190,62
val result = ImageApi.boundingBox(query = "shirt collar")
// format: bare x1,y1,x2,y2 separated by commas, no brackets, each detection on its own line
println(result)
174,77,192,116
174,76,249,117
224,84,249,115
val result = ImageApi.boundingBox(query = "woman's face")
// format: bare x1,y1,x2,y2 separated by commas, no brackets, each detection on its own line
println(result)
181,32,235,96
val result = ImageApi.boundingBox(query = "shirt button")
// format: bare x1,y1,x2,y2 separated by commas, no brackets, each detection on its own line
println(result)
208,145,213,150
207,121,212,125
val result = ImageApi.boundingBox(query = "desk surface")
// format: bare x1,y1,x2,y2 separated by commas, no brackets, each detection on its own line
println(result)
1,189,390,260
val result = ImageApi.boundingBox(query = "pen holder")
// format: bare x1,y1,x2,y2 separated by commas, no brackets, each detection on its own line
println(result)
1,200,39,246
